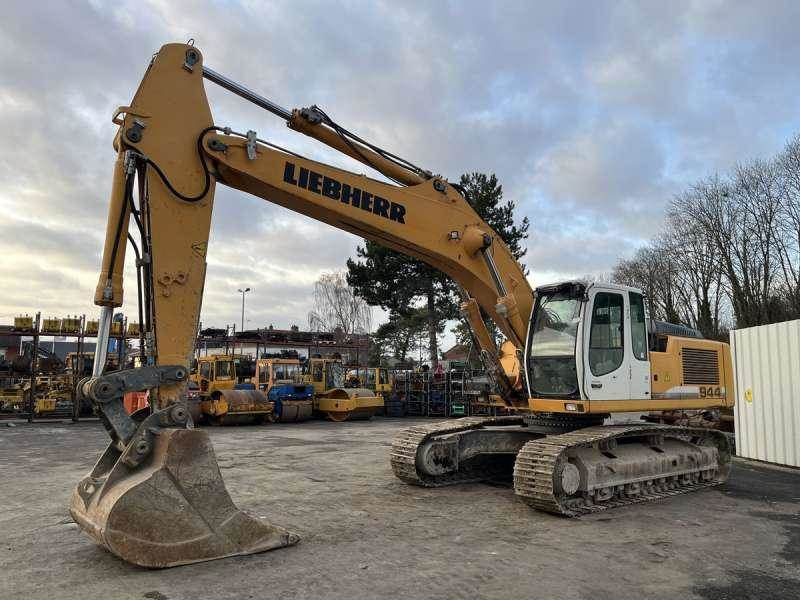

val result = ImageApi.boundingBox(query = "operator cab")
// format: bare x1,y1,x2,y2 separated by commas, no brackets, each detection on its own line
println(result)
256,359,302,391
305,358,347,392
525,280,651,404
195,356,236,392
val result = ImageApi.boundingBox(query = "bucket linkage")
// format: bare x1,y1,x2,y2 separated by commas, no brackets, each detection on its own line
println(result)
70,365,298,568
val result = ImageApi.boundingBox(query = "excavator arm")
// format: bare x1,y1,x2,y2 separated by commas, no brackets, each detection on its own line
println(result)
71,42,533,567
96,43,532,404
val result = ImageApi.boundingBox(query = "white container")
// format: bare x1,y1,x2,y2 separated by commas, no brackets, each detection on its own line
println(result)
731,319,800,467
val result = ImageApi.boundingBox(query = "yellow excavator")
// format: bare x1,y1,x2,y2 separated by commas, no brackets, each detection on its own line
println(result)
71,42,734,568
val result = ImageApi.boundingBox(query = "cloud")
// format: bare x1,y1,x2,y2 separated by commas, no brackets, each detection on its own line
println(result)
0,0,797,331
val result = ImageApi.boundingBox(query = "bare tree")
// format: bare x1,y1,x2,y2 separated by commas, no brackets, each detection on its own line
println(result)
662,213,727,338
735,158,785,323
616,135,800,334
778,136,800,315
670,160,788,328
612,240,682,324
308,271,372,334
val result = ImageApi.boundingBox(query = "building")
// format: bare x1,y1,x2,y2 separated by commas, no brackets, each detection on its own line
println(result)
0,333,20,361
440,344,471,370
195,326,371,365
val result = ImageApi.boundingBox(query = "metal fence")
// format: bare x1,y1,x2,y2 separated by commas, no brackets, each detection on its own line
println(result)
388,369,502,418
731,319,800,467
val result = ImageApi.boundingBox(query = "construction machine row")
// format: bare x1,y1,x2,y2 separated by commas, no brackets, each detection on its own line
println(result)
186,355,384,424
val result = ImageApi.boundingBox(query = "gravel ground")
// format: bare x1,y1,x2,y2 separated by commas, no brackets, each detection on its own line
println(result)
1,418,798,600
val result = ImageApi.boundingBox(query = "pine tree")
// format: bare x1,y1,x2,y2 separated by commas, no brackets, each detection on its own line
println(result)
458,172,529,271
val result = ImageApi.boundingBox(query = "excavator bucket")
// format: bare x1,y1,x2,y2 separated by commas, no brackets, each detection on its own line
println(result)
70,425,298,568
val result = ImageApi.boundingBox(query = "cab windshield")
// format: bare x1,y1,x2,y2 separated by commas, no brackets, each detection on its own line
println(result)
273,363,300,381
528,289,582,398
215,360,233,379
327,363,346,388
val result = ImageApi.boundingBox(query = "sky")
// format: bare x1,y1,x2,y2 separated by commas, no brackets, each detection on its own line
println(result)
1,1,798,340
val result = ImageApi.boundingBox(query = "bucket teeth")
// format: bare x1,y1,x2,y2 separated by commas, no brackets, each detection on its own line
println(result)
70,428,298,568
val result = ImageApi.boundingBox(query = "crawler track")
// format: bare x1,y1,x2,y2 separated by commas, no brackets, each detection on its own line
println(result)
390,416,526,486
391,420,731,517
513,424,731,516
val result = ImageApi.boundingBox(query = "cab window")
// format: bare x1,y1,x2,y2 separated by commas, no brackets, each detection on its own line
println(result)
215,360,233,379
312,363,324,382
629,292,648,361
200,361,211,380
329,363,345,388
589,292,624,376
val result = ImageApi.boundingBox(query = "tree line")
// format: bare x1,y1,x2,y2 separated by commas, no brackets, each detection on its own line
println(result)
614,135,800,338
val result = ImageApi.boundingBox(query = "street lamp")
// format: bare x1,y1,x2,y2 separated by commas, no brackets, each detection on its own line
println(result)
237,287,251,333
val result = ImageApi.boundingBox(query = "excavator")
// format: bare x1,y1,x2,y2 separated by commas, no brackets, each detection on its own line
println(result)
71,42,734,568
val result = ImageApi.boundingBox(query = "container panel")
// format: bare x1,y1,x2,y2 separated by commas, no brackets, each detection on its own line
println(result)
732,319,800,467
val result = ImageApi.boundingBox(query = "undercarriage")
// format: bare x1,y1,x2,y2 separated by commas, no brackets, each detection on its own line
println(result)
390,416,731,516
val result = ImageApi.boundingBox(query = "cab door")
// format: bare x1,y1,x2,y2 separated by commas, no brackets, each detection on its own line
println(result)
583,289,628,400
199,360,212,393
627,291,651,400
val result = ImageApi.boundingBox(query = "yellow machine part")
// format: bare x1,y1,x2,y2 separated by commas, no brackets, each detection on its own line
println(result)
530,335,735,414
14,315,34,331
84,320,99,335
0,386,26,410
200,389,273,425
191,356,238,393
62,317,81,334
70,44,299,569
649,336,734,407
70,423,297,568
34,398,57,414
41,318,62,334
314,388,384,422
471,393,517,416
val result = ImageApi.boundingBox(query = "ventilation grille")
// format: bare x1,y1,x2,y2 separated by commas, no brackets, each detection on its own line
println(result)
682,348,720,385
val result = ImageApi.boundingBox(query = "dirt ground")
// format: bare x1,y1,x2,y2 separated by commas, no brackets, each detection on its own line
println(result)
1,418,798,600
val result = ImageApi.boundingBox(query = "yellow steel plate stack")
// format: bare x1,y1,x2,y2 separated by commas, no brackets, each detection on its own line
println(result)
62,316,81,334
14,315,34,331
41,318,62,334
